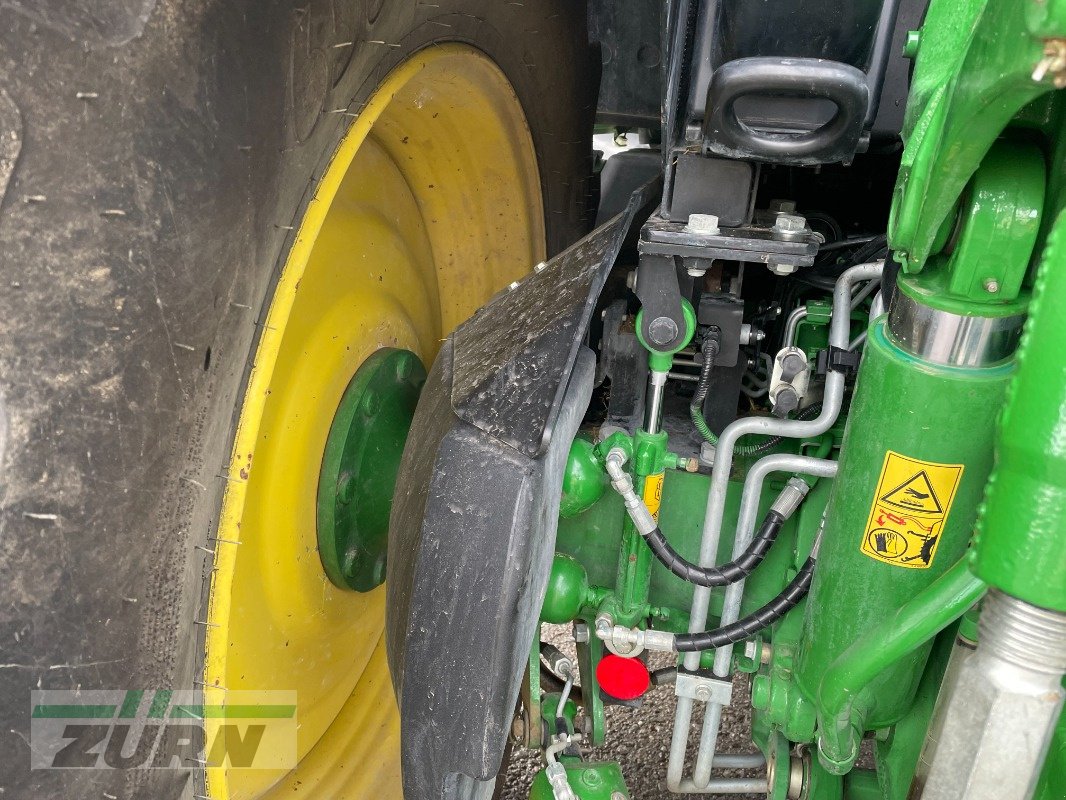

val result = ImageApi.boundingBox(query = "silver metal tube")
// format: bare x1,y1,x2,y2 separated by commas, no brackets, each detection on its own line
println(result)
711,753,766,769
674,777,770,794
849,277,880,311
556,674,574,720
668,262,881,792
644,369,668,434
783,306,807,348
869,290,885,322
849,330,868,351
691,454,838,787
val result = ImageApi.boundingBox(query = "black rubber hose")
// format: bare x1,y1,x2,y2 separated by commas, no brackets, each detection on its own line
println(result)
644,511,786,588
674,557,817,652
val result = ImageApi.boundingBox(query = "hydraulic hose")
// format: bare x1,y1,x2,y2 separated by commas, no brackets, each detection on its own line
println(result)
644,511,786,587
604,450,810,591
674,555,817,652
690,338,778,457
689,337,823,456
671,262,882,793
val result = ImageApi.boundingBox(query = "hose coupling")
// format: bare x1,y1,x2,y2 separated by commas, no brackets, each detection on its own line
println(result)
770,477,812,520
604,448,657,536
595,614,676,657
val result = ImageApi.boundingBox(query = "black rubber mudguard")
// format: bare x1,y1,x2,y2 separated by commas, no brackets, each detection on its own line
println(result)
386,183,657,800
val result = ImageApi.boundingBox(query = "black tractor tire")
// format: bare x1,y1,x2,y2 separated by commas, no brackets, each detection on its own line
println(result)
0,2,596,797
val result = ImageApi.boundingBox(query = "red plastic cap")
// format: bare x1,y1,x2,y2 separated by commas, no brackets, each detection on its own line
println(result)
596,654,650,701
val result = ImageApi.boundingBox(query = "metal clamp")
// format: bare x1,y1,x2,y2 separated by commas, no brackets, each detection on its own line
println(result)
675,673,733,706
815,345,862,376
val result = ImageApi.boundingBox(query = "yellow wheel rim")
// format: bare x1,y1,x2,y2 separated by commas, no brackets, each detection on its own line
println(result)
204,45,544,800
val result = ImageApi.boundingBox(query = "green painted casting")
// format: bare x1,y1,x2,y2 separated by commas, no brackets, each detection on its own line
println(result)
814,558,986,775
888,0,1065,271
560,438,608,518
529,761,629,800
316,347,425,592
794,318,1010,749
896,140,1045,314
975,210,1066,610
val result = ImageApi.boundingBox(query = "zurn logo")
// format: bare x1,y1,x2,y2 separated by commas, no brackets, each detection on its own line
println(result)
30,689,296,770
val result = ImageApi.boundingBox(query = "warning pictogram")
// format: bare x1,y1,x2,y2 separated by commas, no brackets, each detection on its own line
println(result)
879,471,943,514
860,452,964,569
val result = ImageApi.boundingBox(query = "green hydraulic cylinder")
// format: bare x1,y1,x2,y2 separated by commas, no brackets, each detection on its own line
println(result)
795,287,1020,764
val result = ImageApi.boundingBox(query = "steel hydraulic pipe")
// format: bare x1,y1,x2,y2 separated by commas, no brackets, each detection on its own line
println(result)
686,262,881,663
816,557,986,774
690,454,838,787
783,306,808,348
668,262,882,791
674,777,769,794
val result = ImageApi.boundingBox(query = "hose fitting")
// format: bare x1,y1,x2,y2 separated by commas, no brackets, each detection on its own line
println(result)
770,477,811,520
604,448,656,535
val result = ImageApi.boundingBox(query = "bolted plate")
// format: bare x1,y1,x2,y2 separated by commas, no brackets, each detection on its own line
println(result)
317,347,425,591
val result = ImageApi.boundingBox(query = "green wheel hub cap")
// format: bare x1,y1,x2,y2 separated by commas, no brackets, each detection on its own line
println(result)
317,347,426,591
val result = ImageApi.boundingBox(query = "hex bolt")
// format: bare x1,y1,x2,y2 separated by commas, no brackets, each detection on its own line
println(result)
647,316,679,345
773,213,807,234
611,793,628,800
695,685,711,702
768,260,799,276
573,621,590,643
983,277,1000,294
686,213,720,236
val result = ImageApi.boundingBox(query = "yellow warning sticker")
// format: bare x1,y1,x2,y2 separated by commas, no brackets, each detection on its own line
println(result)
643,472,665,521
860,451,964,569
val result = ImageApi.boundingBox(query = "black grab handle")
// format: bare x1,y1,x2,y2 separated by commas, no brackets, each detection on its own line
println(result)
703,57,870,165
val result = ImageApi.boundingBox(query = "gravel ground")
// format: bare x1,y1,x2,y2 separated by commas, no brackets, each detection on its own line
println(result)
501,626,763,800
